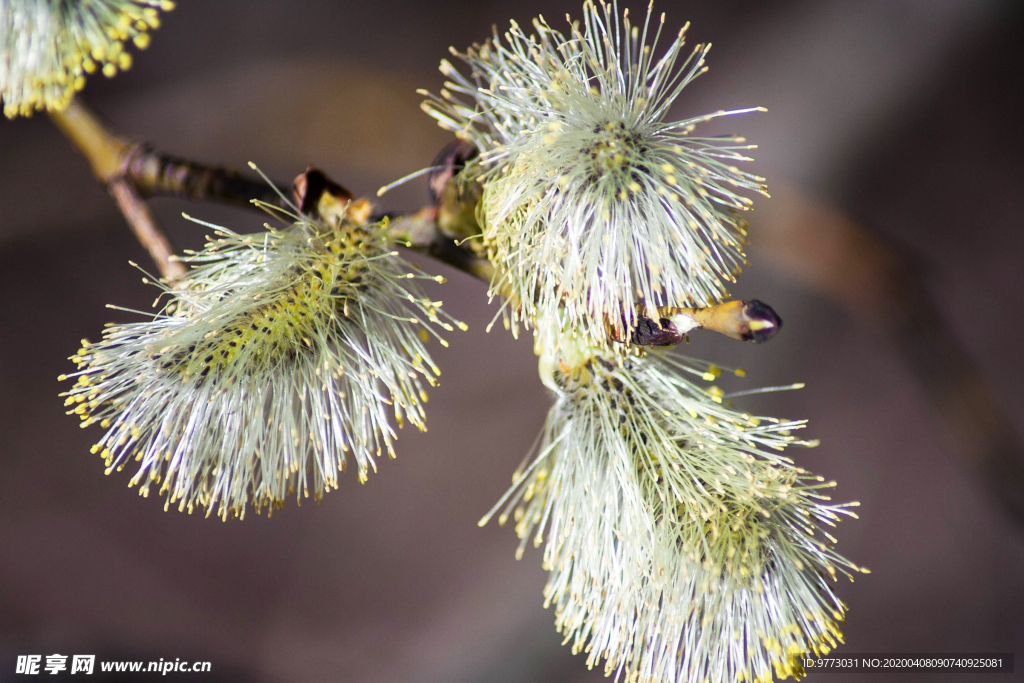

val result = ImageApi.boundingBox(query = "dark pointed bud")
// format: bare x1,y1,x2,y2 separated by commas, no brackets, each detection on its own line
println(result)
629,316,684,346
735,300,782,343
293,167,352,214
427,140,484,243
630,300,783,347
427,140,478,203
685,300,782,343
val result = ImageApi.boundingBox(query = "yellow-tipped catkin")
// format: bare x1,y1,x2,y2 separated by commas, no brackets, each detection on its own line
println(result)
61,207,460,519
1,0,174,118
422,0,767,346
479,318,864,683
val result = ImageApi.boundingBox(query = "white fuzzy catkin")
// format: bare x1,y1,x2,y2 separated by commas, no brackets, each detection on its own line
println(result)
62,206,461,519
0,0,173,118
480,325,864,683
422,0,766,345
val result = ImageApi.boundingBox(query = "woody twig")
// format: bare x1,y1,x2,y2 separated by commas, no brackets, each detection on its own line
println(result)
48,98,492,283
49,98,185,280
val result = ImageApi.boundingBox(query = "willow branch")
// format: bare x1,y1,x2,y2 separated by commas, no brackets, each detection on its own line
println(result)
387,207,495,281
47,99,779,351
49,98,185,279
124,147,288,210
48,98,492,284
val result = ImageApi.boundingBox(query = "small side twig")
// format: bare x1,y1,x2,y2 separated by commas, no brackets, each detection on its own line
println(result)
49,98,185,280
107,180,183,279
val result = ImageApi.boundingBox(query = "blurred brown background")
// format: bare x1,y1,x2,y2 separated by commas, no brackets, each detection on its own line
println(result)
1,1,1022,681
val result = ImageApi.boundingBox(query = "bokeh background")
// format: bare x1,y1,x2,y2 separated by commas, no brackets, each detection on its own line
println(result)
1,1,1022,681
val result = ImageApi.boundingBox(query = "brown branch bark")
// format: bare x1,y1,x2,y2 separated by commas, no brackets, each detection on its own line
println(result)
123,147,289,210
